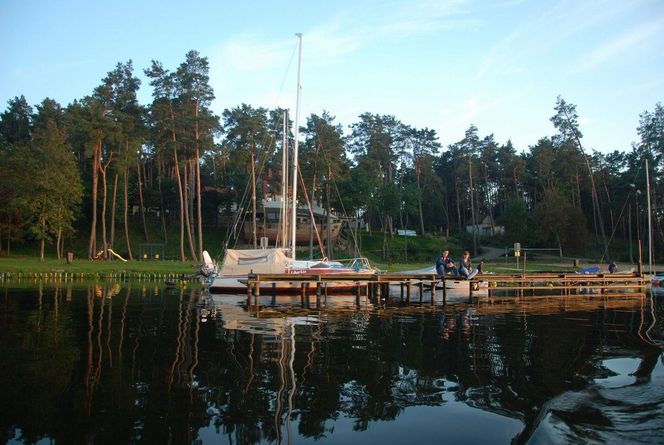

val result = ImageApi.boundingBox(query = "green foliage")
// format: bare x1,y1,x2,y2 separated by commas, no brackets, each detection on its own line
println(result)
534,187,589,253
500,198,533,244
28,116,83,247
2,60,664,264
356,231,462,265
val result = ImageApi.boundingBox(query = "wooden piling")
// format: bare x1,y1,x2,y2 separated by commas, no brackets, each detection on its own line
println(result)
406,281,411,304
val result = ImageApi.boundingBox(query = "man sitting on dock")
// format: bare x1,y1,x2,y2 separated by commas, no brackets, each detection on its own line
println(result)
436,250,457,276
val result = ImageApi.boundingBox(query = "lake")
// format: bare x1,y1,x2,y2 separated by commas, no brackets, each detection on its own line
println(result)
1,280,663,444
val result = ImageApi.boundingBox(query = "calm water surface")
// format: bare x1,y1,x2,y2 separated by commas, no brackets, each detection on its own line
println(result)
1,281,663,444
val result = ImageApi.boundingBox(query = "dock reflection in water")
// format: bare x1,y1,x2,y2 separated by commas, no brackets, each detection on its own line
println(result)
0,281,662,444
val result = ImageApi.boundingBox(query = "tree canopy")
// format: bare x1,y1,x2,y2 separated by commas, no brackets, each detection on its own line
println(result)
1,52,662,262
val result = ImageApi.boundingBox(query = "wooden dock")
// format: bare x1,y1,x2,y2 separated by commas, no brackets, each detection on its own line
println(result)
245,272,441,308
244,271,647,309
477,272,646,298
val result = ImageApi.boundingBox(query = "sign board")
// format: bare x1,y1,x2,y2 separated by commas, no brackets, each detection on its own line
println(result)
514,242,521,252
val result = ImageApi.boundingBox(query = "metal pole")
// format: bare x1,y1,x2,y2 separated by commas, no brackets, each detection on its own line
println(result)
281,110,288,248
646,158,653,275
291,33,303,260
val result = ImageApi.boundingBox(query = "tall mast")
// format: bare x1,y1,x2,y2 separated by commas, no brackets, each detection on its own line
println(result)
646,158,653,275
281,110,288,248
291,33,302,259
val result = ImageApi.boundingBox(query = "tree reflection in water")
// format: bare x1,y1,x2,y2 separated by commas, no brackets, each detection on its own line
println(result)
0,283,662,444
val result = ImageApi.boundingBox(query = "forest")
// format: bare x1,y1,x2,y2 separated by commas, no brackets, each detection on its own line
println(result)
0,51,662,263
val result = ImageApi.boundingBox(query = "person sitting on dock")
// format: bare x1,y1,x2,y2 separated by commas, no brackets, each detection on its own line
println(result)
436,250,457,276
608,262,618,273
459,251,480,279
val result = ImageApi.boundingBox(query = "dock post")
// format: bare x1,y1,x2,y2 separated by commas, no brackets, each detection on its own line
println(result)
400,282,404,302
469,280,473,304
247,280,253,308
271,282,277,306
431,280,436,306
316,283,322,308
355,283,361,307
419,282,423,304
406,281,411,304
254,281,260,311
442,275,447,305
300,283,306,307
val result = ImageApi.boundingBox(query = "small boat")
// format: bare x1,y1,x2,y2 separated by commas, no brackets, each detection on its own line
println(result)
397,266,489,294
208,248,374,294
206,35,374,296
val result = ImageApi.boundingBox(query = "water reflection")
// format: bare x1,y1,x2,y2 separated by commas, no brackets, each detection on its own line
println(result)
0,281,662,444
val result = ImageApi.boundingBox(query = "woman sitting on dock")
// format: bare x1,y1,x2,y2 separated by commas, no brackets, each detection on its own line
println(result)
459,251,481,279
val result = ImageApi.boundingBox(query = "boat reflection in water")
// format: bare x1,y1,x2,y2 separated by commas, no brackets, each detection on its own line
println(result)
0,281,662,444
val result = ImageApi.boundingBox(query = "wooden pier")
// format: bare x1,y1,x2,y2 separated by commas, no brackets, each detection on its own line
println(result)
245,272,442,309
477,272,647,298
245,271,647,309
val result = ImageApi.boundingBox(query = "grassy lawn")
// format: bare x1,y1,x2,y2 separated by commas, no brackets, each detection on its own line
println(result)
1,228,628,276
0,256,199,275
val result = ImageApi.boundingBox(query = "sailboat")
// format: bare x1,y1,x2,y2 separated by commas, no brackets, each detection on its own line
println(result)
208,34,374,295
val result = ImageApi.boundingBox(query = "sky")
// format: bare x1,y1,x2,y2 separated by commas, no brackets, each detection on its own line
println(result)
1,0,663,154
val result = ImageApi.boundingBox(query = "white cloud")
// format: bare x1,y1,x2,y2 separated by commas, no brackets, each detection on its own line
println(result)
569,16,664,74
474,0,640,81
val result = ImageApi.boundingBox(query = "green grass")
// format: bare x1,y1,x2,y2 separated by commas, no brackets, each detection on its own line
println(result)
355,231,463,264
0,256,198,275
4,223,629,275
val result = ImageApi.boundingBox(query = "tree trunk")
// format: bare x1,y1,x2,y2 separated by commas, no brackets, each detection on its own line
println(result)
483,165,496,236
56,227,62,260
170,108,186,261
110,172,118,248
188,160,197,252
194,100,204,260
123,165,133,260
59,229,65,260
196,151,203,259
158,172,168,243
40,218,46,262
88,141,100,258
182,162,198,261
100,166,108,258
416,162,425,236
137,158,149,241
455,178,462,231
100,153,113,259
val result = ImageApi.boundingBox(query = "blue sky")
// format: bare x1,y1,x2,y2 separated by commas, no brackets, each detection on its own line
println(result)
1,0,663,153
